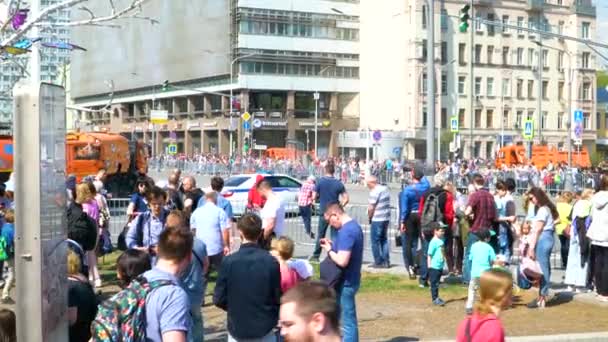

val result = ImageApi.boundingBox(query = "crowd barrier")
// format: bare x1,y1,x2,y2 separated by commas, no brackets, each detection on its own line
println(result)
106,198,563,269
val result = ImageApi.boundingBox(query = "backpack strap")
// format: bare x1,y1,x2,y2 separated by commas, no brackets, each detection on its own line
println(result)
192,250,205,269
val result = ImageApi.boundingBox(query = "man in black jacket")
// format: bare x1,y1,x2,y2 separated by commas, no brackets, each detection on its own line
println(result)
214,213,281,341
67,200,97,252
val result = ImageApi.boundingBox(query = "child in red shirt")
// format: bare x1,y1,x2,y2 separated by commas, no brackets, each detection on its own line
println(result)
271,237,301,292
456,268,513,342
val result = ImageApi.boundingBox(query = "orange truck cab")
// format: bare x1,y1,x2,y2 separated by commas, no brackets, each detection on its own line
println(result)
495,144,591,169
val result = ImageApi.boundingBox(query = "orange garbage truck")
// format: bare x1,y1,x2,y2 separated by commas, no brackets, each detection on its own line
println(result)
495,144,591,169
0,132,149,195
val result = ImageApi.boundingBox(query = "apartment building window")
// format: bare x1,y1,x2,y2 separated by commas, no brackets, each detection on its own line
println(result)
441,41,448,63
422,39,428,60
527,110,534,121
502,47,510,65
528,80,534,99
528,48,535,67
459,43,466,64
475,14,482,31
475,44,482,64
421,73,427,93
486,109,494,128
582,52,590,69
583,112,591,129
517,17,524,35
475,109,482,128
558,81,564,100
597,112,601,130
487,77,494,97
441,9,448,31
487,13,495,36
458,76,466,95
503,110,510,128
441,74,448,95
582,22,590,39
502,78,511,97
239,16,359,41
441,108,448,129
582,82,591,100
502,15,509,33
517,48,524,65
541,111,548,129
605,112,608,129
543,50,548,68
475,77,482,95
241,62,359,79
422,5,427,29
542,80,548,99
516,110,523,128
558,52,564,71
487,45,494,64
557,112,564,129
487,142,494,159
517,79,524,98
459,109,465,128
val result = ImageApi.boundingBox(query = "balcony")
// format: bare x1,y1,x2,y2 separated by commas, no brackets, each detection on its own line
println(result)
570,1,596,17
526,0,544,12
472,0,492,6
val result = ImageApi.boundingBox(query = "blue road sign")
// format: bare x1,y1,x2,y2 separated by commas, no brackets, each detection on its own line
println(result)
168,144,177,155
574,123,583,139
574,110,583,123
523,119,534,140
450,116,459,133
243,121,251,130
372,130,382,142
253,118,262,128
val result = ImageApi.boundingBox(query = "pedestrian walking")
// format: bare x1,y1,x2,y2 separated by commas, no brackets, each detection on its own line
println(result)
214,214,282,342
190,191,231,274
427,222,447,306
258,179,287,249
399,167,430,279
298,176,316,239
587,175,608,302
366,175,391,268
565,189,593,292
311,162,349,262
320,203,363,342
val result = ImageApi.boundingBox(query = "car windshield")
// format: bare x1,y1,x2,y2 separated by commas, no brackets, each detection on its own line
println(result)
224,176,251,187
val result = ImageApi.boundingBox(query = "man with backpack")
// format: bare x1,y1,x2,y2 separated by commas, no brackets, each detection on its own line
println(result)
418,175,454,287
92,226,193,342
126,186,169,264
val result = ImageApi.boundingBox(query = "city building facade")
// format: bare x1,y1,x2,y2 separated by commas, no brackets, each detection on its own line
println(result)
361,0,597,160
596,86,608,159
71,0,360,158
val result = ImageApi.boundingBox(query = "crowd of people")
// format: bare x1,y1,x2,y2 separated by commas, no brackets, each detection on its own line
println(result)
0,151,605,341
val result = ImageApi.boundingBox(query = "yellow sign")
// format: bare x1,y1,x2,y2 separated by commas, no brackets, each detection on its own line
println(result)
151,110,168,124
241,112,251,121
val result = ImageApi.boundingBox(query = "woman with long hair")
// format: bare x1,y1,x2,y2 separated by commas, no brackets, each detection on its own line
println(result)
456,269,513,342
565,189,594,293
587,175,608,302
526,187,559,308
555,191,574,269
76,182,101,288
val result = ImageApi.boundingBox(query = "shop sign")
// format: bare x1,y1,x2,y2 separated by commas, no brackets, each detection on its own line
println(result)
261,120,287,128
202,121,218,127
298,121,331,128
187,121,200,130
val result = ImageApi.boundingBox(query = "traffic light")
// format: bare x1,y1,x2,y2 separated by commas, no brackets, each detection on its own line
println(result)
161,80,170,92
459,4,471,33
243,137,250,152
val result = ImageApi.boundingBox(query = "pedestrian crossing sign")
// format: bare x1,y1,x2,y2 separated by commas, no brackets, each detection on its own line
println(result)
168,144,177,155
450,116,459,133
523,119,534,140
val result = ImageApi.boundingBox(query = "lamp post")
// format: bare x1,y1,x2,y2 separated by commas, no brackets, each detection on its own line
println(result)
230,53,260,157
314,91,320,158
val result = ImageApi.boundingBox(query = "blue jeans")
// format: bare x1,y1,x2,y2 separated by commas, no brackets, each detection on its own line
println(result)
337,283,359,342
313,215,336,258
463,232,480,284
370,221,390,265
429,268,442,301
498,223,512,263
418,234,432,285
537,230,555,297
299,205,312,234
400,233,418,270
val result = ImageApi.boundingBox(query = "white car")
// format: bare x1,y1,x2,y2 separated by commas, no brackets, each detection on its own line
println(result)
221,173,305,216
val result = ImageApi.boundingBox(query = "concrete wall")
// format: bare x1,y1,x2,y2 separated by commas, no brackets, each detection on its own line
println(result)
70,0,230,98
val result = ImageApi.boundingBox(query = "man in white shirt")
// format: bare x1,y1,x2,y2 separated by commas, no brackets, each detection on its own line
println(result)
257,179,286,248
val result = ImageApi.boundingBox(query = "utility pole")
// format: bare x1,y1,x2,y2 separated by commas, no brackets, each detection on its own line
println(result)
468,0,474,159
30,0,40,85
314,91,320,158
537,11,543,150
425,0,435,175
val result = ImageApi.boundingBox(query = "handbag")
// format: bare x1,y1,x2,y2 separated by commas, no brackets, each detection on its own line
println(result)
320,256,343,288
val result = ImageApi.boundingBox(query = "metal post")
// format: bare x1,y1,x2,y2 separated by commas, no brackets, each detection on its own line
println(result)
468,0,474,159
366,127,370,161
501,94,504,148
425,0,435,174
314,92,320,158
30,0,41,85
229,66,234,157
537,12,543,146
565,54,574,191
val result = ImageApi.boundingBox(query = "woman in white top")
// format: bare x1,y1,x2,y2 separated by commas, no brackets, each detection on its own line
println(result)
526,187,559,309
587,175,608,302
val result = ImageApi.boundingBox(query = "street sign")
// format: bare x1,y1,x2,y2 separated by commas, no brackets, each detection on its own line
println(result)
574,109,583,123
574,123,583,139
150,110,168,124
167,144,177,155
252,118,262,128
241,112,251,121
523,119,534,140
450,116,459,133
254,144,268,150
243,121,251,130
372,130,382,142
574,138,583,146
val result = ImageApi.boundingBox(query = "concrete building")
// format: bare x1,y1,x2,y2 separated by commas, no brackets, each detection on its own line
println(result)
0,0,71,126
71,0,360,158
360,0,597,160
596,87,608,159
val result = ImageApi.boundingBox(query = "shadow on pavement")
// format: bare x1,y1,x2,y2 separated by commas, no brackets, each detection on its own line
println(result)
382,337,420,342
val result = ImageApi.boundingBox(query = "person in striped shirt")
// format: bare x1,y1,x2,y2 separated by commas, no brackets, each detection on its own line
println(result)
367,176,391,268
298,176,316,239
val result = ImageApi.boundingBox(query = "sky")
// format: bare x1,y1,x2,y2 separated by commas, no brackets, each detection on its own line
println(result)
595,0,608,68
